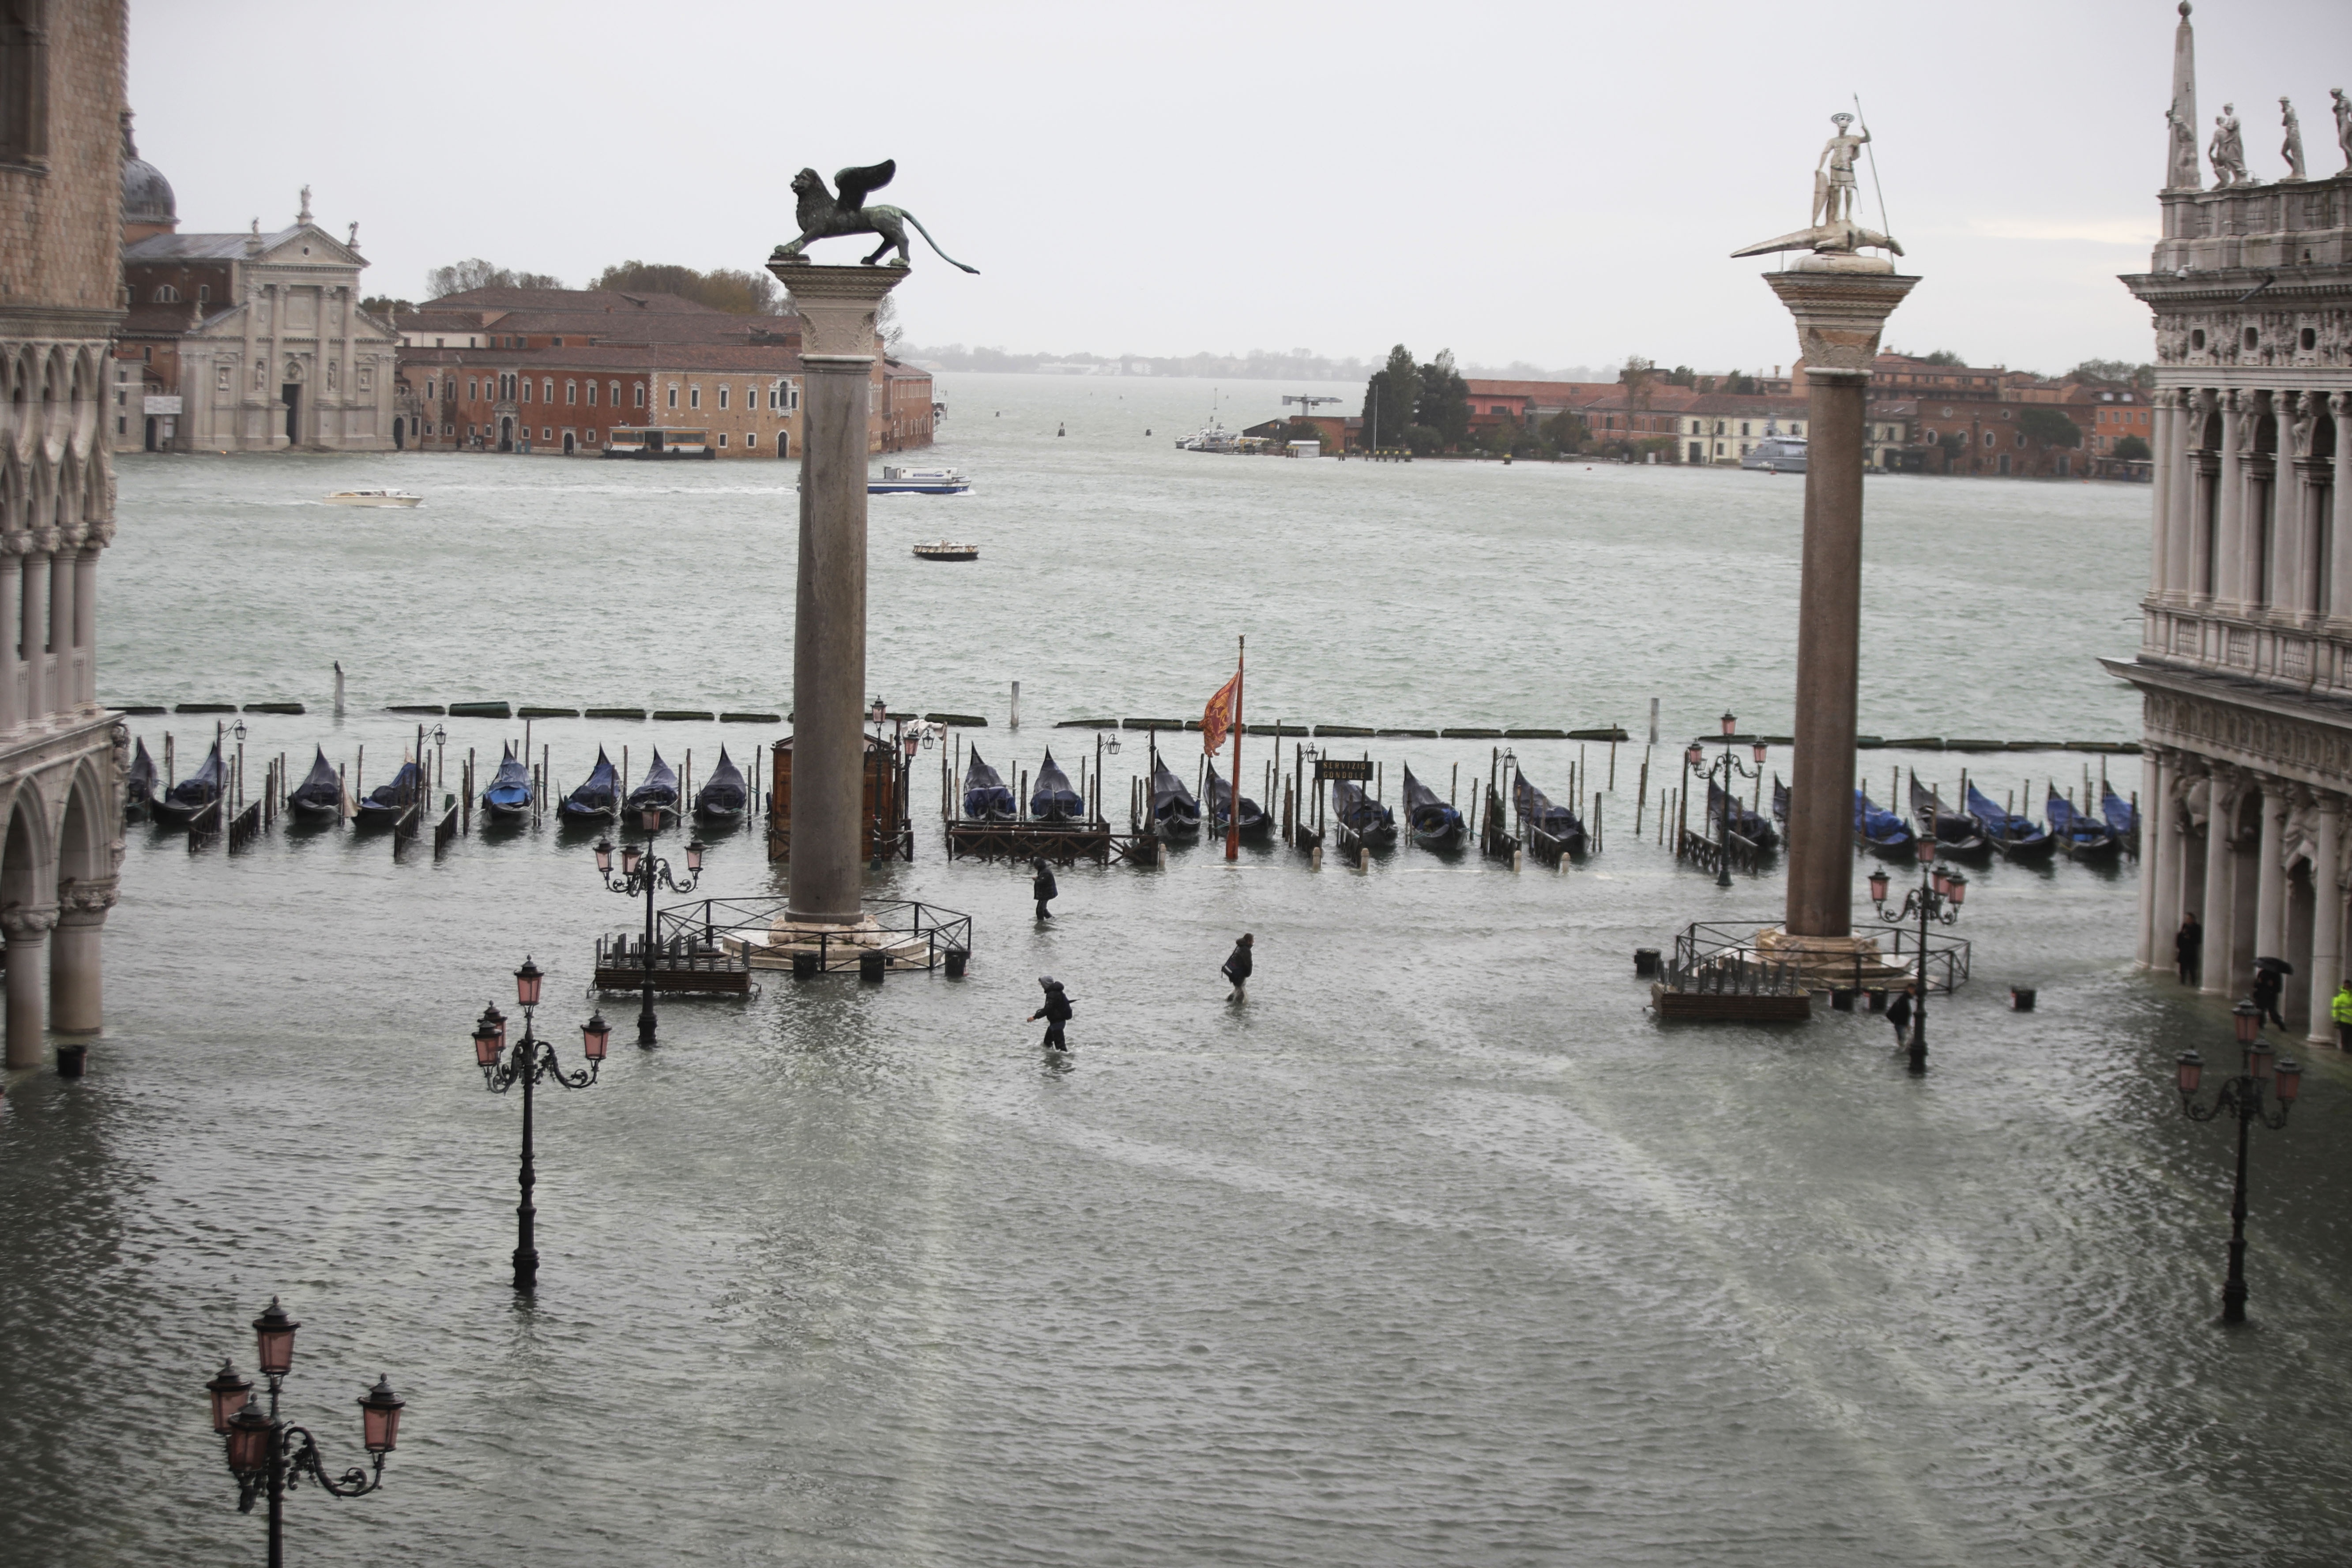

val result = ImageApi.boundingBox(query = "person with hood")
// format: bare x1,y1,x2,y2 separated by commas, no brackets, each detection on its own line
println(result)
1031,857,1057,920
2175,912,2203,987
2251,963,2287,1030
1885,982,1914,1052
2331,978,2352,1050
1223,933,1254,1000
1031,975,1073,1051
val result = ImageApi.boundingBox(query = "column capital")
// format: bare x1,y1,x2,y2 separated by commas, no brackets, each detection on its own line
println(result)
56,877,118,924
1760,270,1919,375
768,262,904,359
2332,390,2352,420
1,903,59,941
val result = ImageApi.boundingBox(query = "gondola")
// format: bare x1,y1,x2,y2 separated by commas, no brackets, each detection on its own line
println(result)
151,741,223,827
1399,764,1462,848
1964,782,2055,862
693,746,749,825
1771,775,1789,827
126,737,156,820
963,748,1016,821
1854,790,1916,857
285,745,345,823
561,748,620,821
1708,780,1780,852
2046,787,2121,862
1031,749,1084,821
1148,755,1202,836
1513,770,1587,854
1906,776,1991,862
1205,760,1270,838
353,760,421,831
2101,782,2140,855
1332,779,1397,847
479,743,534,823
626,749,679,819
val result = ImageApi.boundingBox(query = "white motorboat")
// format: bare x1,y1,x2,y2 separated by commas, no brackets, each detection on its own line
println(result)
1741,434,1808,474
871,466,970,495
324,489,423,507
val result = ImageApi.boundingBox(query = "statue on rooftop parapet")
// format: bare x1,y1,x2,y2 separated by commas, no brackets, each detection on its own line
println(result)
2332,89,2352,174
2280,98,2307,182
1731,112,1903,267
2209,103,2247,187
770,159,980,274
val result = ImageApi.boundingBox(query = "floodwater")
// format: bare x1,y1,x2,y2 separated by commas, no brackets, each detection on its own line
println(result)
4,374,2348,1568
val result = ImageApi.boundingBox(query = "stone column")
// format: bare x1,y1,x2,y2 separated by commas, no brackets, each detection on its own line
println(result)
2269,393,2300,612
2150,391,2176,599
49,878,116,1035
2136,748,2165,966
1761,262,1917,940
2254,777,2288,966
48,549,70,718
2203,764,2238,994
2217,391,2246,608
2151,750,2185,968
21,548,48,725
2308,795,2343,1044
768,262,904,927
2331,394,2352,629
2,902,56,1068
2180,390,2212,600
267,282,284,447
72,547,94,708
0,548,21,735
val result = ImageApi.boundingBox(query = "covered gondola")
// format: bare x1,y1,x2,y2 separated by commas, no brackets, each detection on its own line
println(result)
126,737,156,820
2046,787,2121,862
1031,749,1084,821
1907,776,1991,862
561,748,620,821
694,746,749,825
353,760,421,830
1771,775,1789,827
285,745,345,823
1149,755,1202,836
1708,780,1780,851
1513,770,1587,853
2101,782,2139,854
1205,760,1269,837
1332,779,1397,847
1399,764,1463,848
151,741,223,827
963,747,1016,821
1964,782,2055,862
626,749,680,819
1854,790,1916,857
479,743,534,823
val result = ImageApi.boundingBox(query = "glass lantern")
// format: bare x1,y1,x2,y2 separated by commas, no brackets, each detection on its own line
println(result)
1720,711,1737,736
1685,742,1703,771
472,1011,502,1069
206,1360,253,1435
2175,1050,2205,1096
594,839,614,874
2274,1058,2303,1104
1867,869,1891,904
685,840,706,873
581,1012,612,1062
620,843,643,877
358,1376,405,1454
252,1298,298,1379
514,959,543,1008
226,1397,273,1474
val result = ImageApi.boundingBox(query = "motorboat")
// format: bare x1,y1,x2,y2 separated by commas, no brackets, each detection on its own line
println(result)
871,465,971,495
913,542,979,561
1740,420,1808,474
324,489,422,507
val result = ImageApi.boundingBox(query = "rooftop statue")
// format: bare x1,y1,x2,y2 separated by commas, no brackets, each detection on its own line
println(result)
2280,98,2307,182
770,160,979,274
2209,103,2247,187
2333,88,2352,175
1731,113,1903,270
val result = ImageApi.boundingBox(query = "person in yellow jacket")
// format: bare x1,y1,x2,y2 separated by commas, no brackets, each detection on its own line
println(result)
2331,980,2352,1049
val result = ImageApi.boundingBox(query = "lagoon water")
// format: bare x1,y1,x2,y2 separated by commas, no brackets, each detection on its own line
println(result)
4,374,2348,1567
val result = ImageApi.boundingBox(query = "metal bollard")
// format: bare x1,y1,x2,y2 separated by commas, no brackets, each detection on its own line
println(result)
859,949,886,982
791,950,818,980
1633,948,1660,978
945,949,968,978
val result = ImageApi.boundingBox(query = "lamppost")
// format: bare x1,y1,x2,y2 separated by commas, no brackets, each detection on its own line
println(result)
1867,839,1967,1075
470,957,612,1291
2175,1002,2303,1324
1685,711,1769,888
593,806,704,1048
203,1297,405,1568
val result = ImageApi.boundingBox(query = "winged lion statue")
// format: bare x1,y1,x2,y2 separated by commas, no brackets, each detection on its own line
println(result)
770,160,979,273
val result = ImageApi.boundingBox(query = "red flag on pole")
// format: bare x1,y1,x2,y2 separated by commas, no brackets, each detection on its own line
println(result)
1201,671,1239,756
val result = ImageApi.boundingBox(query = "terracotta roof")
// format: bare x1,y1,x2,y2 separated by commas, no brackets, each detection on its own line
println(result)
424,286,729,314
401,342,807,373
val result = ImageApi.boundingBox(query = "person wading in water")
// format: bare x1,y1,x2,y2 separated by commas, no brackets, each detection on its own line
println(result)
1031,976,1073,1052
1885,982,1914,1052
1031,857,1057,920
1223,933,1254,1001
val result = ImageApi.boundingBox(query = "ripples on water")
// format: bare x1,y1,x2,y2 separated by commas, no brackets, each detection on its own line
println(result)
1,376,2345,1567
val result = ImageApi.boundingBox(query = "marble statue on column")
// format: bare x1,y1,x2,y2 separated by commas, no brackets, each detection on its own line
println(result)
1731,112,1903,267
2280,99,2307,182
2333,89,2352,174
2209,104,2248,187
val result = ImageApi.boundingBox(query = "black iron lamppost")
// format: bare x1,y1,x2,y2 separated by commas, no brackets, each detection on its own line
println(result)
592,806,704,1048
470,958,612,1291
2175,1002,2302,1324
203,1297,405,1568
1685,712,1770,888
1867,839,1967,1075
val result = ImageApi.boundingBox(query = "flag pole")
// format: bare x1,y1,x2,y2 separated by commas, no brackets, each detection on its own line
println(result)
1227,635,1244,860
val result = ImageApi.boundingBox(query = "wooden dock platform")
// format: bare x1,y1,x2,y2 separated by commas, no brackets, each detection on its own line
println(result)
592,933,754,995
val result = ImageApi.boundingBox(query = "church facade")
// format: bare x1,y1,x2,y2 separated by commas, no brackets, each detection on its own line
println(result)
2104,4,2352,1041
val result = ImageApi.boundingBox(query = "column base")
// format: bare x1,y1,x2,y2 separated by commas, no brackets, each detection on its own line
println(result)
1752,927,1914,991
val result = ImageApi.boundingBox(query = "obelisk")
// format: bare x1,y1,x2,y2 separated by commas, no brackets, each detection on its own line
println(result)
768,261,903,926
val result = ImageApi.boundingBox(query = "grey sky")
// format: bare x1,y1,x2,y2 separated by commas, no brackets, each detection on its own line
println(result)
128,0,2351,376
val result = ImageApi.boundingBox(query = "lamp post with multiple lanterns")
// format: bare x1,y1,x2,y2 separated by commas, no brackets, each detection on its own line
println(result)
203,1297,404,1568
1686,711,1770,888
592,808,704,1048
1867,839,1966,1074
2175,1002,2302,1324
470,958,611,1291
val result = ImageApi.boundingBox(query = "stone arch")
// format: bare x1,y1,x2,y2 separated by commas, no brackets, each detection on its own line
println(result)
56,757,109,886
0,780,55,910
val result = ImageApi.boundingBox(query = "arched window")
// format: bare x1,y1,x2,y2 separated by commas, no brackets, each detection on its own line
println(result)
542,378,552,402
587,380,597,406
153,285,178,303
565,380,577,405
612,381,622,406
520,376,532,402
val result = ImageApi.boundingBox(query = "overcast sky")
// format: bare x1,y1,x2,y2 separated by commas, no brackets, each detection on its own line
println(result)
128,0,2351,377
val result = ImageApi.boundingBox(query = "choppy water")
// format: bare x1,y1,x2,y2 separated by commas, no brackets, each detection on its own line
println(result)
4,375,2348,1568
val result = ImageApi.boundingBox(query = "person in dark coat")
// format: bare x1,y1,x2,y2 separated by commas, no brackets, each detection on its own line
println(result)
1031,857,1057,920
1885,983,1914,1050
2175,912,2203,987
2251,964,2287,1030
1030,976,1073,1051
1223,933,1254,1000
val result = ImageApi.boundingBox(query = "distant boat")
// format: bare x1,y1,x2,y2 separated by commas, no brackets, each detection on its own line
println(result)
2046,787,2121,862
1741,425,1808,474
1906,776,1990,862
480,743,534,823
1031,749,1084,821
1149,755,1202,836
626,749,679,819
285,746,345,823
1964,781,2055,862
354,760,421,830
1332,779,1396,846
126,737,156,820
151,741,222,827
1514,769,1588,854
2100,782,2140,854
694,746,749,825
561,748,620,820
871,465,970,495
1400,764,1463,848
1708,780,1780,852
324,488,421,507
963,748,1016,821
1205,759,1269,837
913,542,978,561
1854,790,1916,857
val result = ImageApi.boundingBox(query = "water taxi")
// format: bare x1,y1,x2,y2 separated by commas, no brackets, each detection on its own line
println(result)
1741,434,1808,474
604,428,715,460
913,542,979,561
871,465,970,495
324,489,423,507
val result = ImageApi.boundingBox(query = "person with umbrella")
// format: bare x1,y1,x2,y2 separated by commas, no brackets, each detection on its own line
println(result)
2251,955,2292,1030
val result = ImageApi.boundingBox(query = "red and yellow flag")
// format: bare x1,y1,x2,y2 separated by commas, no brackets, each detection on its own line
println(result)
1201,671,1240,756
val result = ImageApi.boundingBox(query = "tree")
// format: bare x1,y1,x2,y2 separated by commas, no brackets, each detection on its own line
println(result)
1937,431,1969,463
1920,348,1966,366
2068,357,2157,391
1662,365,1696,387
1540,410,1590,453
1362,344,1417,450
1724,369,1759,395
2017,406,2082,448
359,295,412,317
1416,349,1470,449
424,259,564,298
2113,434,2152,462
588,261,789,315
1618,354,1656,409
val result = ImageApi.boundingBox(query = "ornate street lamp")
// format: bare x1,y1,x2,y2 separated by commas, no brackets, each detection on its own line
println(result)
471,957,611,1291
591,803,704,1047
1688,712,1770,888
2176,1001,2302,1324
1869,834,1966,1074
203,1297,403,1567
